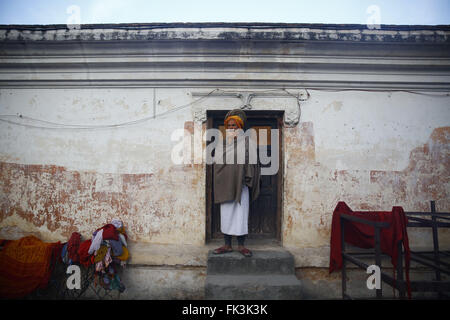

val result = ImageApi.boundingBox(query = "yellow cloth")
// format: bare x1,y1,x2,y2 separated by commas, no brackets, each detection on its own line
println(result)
94,245,108,263
117,246,129,261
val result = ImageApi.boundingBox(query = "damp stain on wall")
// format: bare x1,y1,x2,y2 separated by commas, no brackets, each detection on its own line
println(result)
0,160,205,244
283,124,450,248
0,122,448,248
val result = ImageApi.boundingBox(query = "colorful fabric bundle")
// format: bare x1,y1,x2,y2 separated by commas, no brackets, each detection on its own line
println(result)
88,224,121,255
90,219,129,293
0,236,62,299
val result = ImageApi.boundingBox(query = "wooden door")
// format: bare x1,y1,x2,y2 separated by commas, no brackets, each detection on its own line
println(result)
206,110,282,241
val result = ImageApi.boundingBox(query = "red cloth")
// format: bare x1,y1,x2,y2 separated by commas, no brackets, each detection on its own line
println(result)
0,236,62,299
96,224,119,241
67,232,81,263
78,239,94,267
329,201,411,299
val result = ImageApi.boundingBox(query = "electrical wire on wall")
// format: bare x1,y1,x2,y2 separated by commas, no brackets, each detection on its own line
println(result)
0,88,221,130
0,87,448,130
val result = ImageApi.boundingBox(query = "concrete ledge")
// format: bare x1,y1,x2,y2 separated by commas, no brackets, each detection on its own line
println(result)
205,274,303,300
127,242,331,269
207,249,295,275
127,241,210,267
109,241,443,271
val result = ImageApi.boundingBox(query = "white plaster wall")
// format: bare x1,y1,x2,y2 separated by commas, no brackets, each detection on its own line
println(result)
0,87,206,245
281,89,450,249
302,90,449,171
0,88,186,174
0,87,449,249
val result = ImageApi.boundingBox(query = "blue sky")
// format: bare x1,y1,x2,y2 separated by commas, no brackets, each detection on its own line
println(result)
0,0,449,25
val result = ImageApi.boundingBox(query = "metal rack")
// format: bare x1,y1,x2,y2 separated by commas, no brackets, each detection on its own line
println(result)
26,257,124,300
341,201,450,299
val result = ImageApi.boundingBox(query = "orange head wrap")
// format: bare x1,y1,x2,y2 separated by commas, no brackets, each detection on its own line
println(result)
224,115,244,129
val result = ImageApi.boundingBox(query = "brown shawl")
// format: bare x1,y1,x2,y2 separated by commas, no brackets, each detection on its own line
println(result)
213,131,261,205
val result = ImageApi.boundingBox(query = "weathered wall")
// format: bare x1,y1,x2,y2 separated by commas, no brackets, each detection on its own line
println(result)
282,90,450,250
0,88,205,244
1,27,450,302
0,87,448,253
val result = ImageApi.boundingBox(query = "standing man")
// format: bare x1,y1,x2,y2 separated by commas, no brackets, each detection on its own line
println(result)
212,109,261,257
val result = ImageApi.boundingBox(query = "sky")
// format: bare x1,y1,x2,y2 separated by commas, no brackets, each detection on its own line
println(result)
0,0,449,26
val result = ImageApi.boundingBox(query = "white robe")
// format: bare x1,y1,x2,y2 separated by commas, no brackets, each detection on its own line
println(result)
220,185,249,236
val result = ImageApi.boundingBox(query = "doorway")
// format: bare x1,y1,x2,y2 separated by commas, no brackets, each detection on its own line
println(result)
205,110,284,243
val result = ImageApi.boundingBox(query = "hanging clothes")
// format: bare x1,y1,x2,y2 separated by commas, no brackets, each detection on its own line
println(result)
109,239,124,256
67,232,81,263
98,224,119,241
88,229,104,255
118,233,127,247
78,239,94,267
82,220,129,293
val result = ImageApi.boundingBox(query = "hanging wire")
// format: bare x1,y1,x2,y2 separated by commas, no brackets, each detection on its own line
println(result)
0,88,220,130
0,87,447,130
301,87,450,97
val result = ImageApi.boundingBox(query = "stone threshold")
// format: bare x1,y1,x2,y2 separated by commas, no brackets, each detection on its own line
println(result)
127,240,331,269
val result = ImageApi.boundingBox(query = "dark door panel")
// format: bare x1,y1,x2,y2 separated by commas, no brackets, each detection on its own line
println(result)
209,112,280,240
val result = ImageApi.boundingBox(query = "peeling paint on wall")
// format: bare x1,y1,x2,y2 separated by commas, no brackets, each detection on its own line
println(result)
0,85,448,253
283,124,450,248
0,119,448,250
0,161,205,244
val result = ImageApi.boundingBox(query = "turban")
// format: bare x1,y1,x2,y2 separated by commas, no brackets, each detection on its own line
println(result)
224,109,246,129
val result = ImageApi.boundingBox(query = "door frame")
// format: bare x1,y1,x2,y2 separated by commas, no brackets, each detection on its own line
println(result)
205,109,284,243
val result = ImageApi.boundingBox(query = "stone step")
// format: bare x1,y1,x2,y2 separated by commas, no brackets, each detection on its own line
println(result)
207,249,295,275
205,274,303,300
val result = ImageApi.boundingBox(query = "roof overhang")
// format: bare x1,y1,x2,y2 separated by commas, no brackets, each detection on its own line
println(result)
1,23,449,91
